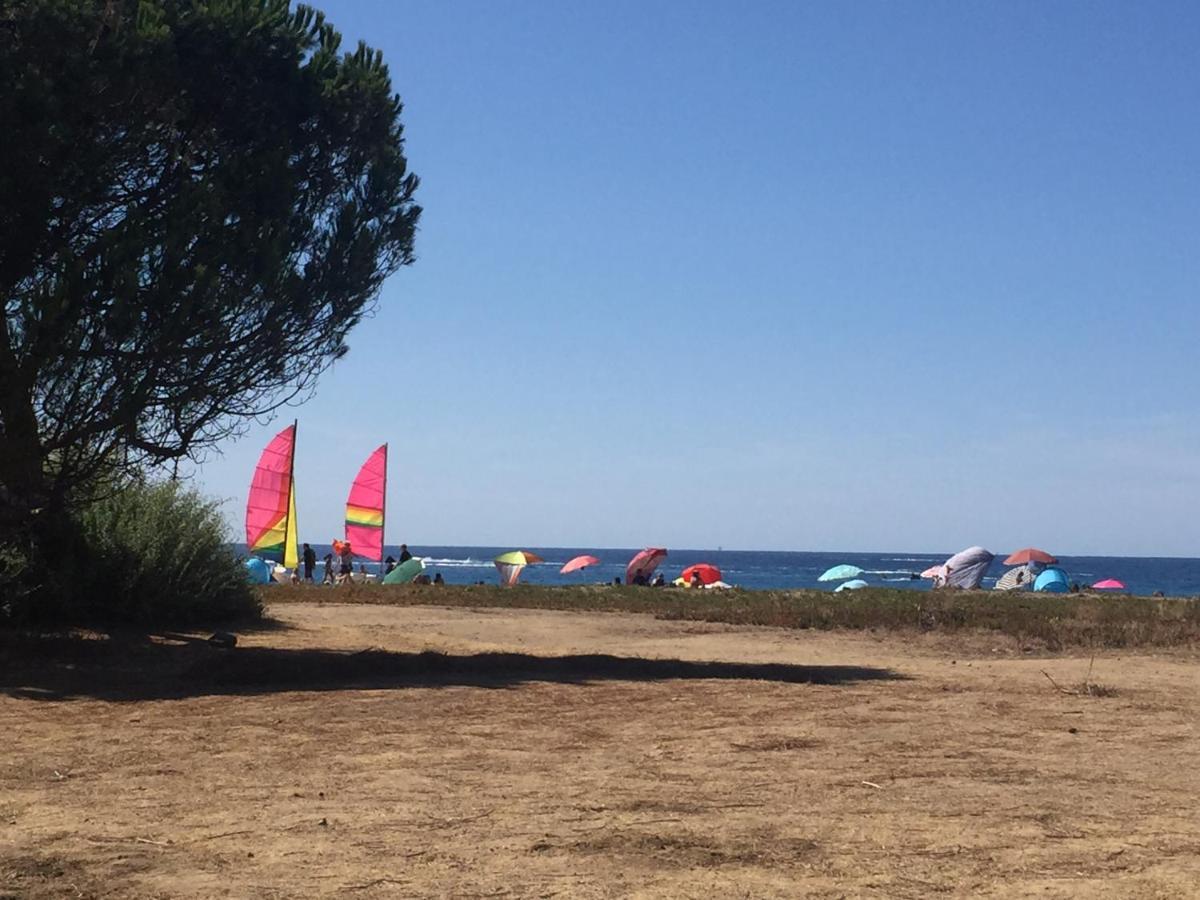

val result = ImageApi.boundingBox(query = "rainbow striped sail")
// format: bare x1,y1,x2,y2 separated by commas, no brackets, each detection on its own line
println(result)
245,422,299,569
345,443,387,562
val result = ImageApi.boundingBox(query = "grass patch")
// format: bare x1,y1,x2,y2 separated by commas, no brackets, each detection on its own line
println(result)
262,583,1200,650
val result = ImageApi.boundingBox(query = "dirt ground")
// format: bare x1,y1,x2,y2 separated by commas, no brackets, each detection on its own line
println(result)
3,602,1200,898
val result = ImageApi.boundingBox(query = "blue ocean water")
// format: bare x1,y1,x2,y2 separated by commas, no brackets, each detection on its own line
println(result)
276,545,1200,598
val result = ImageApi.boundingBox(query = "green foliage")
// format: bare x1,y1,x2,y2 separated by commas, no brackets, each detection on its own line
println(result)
0,538,34,617
0,0,420,566
74,480,261,625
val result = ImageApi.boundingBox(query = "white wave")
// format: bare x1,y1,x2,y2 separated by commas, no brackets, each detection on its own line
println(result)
420,557,492,568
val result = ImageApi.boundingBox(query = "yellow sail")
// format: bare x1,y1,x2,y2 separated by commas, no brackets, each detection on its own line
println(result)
283,479,299,569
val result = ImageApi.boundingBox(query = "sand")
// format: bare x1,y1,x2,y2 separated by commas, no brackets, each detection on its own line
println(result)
3,601,1199,898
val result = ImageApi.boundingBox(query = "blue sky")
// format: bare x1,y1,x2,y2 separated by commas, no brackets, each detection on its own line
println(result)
191,1,1200,556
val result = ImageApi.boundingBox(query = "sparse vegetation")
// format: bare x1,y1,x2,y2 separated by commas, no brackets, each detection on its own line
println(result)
264,582,1200,649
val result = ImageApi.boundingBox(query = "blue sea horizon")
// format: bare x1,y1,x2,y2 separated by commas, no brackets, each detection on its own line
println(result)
243,545,1200,598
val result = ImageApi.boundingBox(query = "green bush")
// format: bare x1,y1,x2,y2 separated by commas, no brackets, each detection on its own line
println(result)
0,538,34,618
76,480,261,625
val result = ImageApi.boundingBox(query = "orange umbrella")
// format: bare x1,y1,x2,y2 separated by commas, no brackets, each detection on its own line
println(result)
1004,548,1057,566
560,554,600,575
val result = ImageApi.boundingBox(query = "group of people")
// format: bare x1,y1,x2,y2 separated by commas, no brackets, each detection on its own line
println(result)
619,571,698,588
286,541,443,586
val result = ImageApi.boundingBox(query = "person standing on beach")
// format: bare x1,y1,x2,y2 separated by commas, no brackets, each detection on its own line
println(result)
338,542,354,584
302,543,316,582
322,553,334,584
398,544,413,563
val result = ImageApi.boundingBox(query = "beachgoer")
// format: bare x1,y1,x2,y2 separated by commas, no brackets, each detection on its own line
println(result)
433,572,445,585
398,544,413,563
652,573,665,587
302,543,316,582
338,542,354,584
613,576,622,586
415,573,431,585
289,569,300,584
690,570,702,589
633,573,648,586
384,555,396,574
322,553,334,584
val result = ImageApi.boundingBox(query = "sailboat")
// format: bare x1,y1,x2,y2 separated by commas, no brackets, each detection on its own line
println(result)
245,421,299,576
345,443,387,570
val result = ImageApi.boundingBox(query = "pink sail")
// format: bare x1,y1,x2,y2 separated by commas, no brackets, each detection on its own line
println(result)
345,444,387,561
245,423,298,568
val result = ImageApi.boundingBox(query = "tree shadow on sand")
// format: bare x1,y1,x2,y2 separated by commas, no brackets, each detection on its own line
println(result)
1,628,907,702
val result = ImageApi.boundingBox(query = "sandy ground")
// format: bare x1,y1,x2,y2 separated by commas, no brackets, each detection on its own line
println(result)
3,601,1200,898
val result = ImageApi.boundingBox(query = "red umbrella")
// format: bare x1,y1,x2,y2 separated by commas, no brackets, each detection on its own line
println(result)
680,563,722,586
560,554,600,575
1003,547,1058,566
1092,579,1125,590
626,547,667,584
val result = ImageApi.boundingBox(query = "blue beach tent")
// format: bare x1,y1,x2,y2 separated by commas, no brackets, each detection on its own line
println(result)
1033,567,1070,593
244,557,272,585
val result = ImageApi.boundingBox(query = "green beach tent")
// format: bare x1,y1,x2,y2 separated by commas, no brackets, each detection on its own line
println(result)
383,556,424,584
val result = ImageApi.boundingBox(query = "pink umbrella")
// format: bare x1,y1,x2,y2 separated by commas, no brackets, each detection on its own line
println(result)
626,547,667,585
560,554,600,575
1092,579,1125,590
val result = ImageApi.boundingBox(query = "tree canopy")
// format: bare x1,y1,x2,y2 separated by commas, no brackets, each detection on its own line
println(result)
0,0,420,540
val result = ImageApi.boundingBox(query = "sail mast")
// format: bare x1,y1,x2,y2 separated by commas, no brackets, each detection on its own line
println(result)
380,443,388,576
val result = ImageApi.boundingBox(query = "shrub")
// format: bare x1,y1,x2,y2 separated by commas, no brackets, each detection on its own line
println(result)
75,480,261,625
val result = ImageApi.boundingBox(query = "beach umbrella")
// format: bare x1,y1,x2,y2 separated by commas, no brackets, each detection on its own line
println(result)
383,556,424,584
1004,547,1058,566
834,579,869,592
560,554,600,575
1034,567,1070,593
494,550,544,586
626,547,667,585
680,563,722,586
995,565,1037,592
1092,578,1125,590
818,564,864,582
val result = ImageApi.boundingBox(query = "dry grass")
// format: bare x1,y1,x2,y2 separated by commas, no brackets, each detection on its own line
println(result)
4,601,1200,898
263,582,1200,650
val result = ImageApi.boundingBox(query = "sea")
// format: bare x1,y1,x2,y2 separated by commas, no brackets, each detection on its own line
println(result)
273,545,1200,598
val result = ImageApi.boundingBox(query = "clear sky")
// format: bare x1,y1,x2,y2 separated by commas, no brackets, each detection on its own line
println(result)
190,0,1200,556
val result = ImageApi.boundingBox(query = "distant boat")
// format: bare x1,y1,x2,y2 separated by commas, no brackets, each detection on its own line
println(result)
245,421,299,570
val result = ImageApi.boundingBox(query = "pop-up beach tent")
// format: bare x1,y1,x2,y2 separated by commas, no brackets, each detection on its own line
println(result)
942,546,995,589
1034,567,1070,593
834,579,869,592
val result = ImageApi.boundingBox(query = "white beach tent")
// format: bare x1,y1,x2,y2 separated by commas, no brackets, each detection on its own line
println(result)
942,546,995,590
